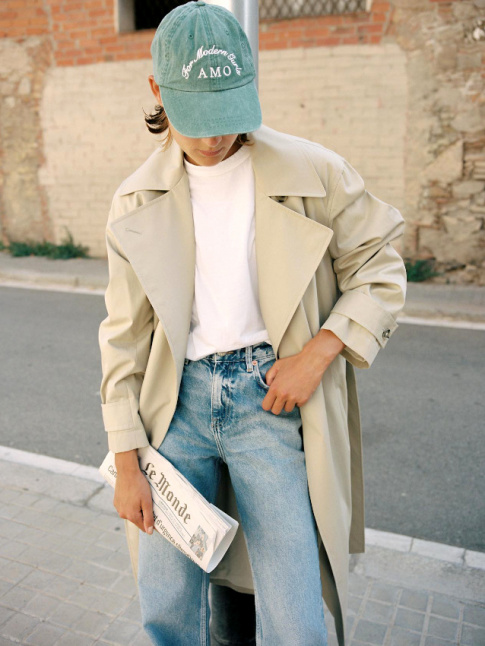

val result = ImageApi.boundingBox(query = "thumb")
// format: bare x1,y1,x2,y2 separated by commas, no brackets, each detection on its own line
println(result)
141,492,154,535
266,361,278,386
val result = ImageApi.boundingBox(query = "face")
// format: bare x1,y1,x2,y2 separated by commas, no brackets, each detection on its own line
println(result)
168,128,240,167
148,75,241,167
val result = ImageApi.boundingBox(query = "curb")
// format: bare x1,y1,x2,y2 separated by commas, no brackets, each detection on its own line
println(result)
1,445,484,573
2,277,485,327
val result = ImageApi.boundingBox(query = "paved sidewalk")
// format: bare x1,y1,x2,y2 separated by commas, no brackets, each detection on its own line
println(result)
1,251,485,323
0,449,484,646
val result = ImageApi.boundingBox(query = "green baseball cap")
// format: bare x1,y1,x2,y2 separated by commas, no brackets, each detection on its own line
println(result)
151,1,262,138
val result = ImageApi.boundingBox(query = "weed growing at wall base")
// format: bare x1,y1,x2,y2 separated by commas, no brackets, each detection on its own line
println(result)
3,232,89,259
405,258,439,283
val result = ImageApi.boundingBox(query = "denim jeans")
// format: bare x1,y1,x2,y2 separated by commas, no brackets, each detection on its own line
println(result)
137,342,328,646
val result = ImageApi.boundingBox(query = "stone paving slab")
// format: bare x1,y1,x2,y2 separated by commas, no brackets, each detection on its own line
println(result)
0,457,484,645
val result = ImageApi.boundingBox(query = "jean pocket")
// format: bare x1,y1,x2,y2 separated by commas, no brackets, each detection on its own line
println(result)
253,356,274,391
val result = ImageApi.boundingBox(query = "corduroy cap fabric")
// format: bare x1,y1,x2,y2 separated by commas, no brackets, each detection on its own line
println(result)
151,1,262,138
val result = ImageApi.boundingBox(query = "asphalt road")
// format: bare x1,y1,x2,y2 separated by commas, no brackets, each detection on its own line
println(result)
0,286,483,551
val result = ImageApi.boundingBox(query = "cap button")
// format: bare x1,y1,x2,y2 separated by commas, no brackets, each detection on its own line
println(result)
197,1,206,5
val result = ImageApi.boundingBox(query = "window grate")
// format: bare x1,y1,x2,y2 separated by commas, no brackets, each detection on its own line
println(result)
260,0,367,21
131,1,367,31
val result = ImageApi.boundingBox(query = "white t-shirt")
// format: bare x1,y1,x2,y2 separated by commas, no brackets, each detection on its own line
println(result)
184,145,270,361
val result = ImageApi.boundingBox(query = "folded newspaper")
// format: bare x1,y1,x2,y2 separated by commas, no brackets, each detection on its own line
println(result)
99,445,238,573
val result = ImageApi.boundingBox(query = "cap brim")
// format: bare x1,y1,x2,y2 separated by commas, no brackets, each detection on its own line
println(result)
159,79,262,138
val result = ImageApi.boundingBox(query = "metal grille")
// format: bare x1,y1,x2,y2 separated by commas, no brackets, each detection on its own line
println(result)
259,0,366,20
133,0,367,31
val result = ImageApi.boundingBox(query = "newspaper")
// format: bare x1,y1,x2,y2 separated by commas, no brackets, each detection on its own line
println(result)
99,445,238,573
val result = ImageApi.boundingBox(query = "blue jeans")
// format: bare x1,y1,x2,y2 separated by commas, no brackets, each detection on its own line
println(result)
138,342,328,646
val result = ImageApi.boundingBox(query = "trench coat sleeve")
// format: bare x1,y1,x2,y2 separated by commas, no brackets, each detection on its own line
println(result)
98,219,153,453
320,159,407,369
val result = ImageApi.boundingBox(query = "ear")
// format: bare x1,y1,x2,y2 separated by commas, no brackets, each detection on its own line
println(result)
148,75,163,105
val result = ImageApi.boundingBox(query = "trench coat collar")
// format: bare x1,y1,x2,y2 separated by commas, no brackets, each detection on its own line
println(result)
111,125,333,383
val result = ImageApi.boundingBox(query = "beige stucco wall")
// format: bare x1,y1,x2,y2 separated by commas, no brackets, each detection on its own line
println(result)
39,44,407,257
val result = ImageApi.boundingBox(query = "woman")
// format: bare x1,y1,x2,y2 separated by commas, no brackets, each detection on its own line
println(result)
99,2,407,644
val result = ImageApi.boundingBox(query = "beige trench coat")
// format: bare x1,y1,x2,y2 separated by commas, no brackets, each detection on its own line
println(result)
99,125,407,645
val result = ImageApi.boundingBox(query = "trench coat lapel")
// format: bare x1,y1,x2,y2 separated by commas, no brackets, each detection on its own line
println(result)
254,191,333,356
110,173,195,382
110,126,334,383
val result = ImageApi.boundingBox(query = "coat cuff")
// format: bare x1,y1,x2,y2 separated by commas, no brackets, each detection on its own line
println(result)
321,291,398,369
321,313,379,369
101,399,149,453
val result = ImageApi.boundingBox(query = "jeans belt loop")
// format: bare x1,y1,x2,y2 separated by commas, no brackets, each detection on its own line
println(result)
245,345,253,373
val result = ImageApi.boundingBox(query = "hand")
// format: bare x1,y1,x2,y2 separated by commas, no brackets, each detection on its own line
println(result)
262,329,345,415
114,450,154,534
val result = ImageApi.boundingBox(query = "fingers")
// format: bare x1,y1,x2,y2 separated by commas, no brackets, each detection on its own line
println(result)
262,391,295,415
113,475,154,535
141,492,154,535
114,498,142,532
129,509,147,534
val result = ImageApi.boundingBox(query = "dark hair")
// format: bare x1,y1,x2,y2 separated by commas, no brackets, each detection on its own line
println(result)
144,105,253,150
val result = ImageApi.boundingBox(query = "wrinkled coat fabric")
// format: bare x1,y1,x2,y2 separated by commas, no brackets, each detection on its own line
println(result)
99,125,407,645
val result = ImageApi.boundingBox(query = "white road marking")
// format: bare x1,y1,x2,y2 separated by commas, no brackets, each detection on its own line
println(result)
0,279,105,295
398,315,485,331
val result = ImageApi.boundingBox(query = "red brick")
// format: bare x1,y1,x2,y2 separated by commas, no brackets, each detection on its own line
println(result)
57,57,76,65
24,26,45,34
317,37,341,47
84,47,104,56
70,29,90,39
370,1,391,10
369,35,382,44
56,45,81,55
332,26,357,35
104,43,125,53
99,35,118,45
65,3,85,12
74,56,96,64
82,0,106,8
79,39,104,49
320,15,343,26
372,12,388,23
341,36,360,44
0,10,18,20
26,16,48,25
89,8,109,17
261,41,286,51
342,12,371,23
91,27,115,38
5,1,28,7
358,23,384,34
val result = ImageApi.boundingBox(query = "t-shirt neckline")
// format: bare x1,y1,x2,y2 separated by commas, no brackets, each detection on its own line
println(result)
184,144,251,177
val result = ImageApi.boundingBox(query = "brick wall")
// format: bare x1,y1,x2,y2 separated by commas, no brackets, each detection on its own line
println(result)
259,2,393,49
0,0,393,66
37,45,406,257
39,60,156,256
2,0,484,280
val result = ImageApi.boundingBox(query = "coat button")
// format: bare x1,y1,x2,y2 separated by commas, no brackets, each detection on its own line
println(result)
382,329,391,339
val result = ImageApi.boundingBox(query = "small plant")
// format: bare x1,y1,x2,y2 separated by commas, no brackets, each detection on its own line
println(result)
0,241,6,251
405,258,439,283
5,231,89,259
